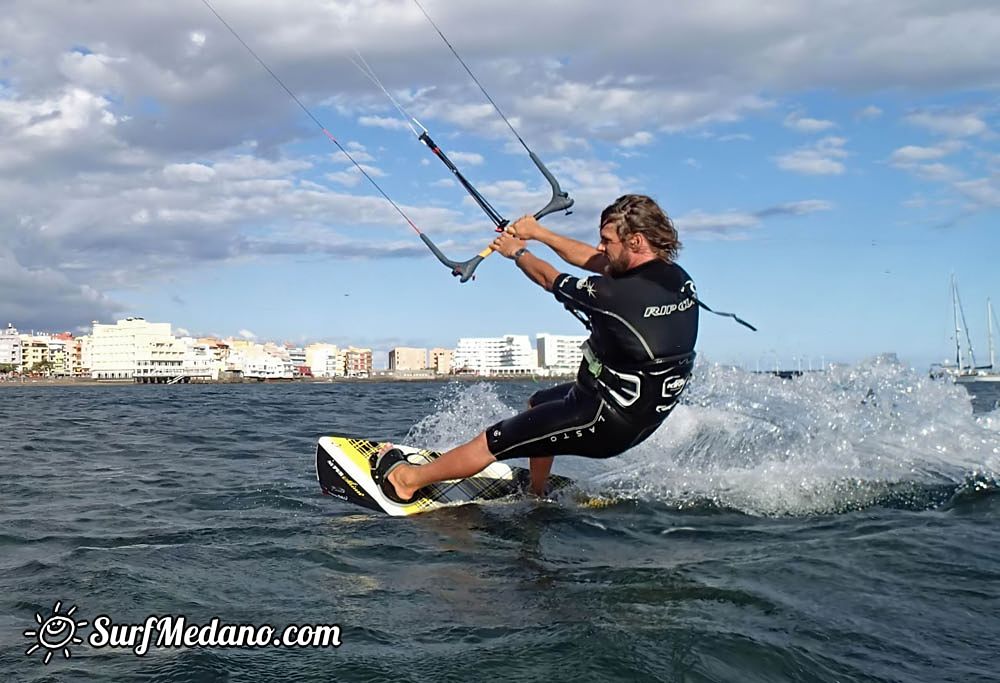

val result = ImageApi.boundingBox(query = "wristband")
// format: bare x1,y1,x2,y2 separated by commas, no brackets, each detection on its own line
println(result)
512,247,529,263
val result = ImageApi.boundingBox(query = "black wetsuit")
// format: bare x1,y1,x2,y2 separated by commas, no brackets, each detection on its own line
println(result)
486,259,698,460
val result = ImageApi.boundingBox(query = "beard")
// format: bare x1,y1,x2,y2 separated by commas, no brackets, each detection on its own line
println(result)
603,250,631,277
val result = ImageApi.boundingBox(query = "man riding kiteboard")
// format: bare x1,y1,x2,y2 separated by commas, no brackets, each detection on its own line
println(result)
373,193,700,500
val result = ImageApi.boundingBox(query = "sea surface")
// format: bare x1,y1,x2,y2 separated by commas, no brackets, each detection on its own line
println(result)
1,357,998,683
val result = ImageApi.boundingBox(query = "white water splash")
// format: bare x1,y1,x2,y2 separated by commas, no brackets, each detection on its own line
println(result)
406,357,1000,516
406,382,518,451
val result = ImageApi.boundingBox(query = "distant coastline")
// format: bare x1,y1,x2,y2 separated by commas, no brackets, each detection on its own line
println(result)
0,374,572,388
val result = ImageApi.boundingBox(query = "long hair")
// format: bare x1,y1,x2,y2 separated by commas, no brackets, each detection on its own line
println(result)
600,194,681,262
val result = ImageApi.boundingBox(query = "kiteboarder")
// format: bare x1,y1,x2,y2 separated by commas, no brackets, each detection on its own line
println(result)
374,194,699,500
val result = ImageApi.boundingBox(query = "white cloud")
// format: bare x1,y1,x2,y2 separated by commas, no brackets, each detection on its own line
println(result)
889,142,964,182
760,199,835,215
238,329,257,340
358,115,412,131
905,111,990,137
213,156,311,181
910,162,962,182
448,151,485,166
677,199,832,238
784,112,836,133
889,142,962,164
775,137,848,175
331,148,375,164
856,105,883,120
955,177,1000,208
163,162,217,183
679,210,759,234
325,164,385,186
620,131,654,148
58,51,124,91
0,86,121,175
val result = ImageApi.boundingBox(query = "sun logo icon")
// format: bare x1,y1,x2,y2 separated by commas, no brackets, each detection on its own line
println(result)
23,601,88,665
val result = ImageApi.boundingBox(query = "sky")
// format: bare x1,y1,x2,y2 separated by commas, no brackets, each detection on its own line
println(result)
1,0,998,371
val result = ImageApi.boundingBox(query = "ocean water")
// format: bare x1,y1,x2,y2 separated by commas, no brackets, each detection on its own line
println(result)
1,357,998,682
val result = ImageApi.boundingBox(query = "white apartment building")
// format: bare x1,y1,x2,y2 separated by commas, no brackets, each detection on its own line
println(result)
306,343,341,378
0,324,22,371
226,343,294,379
79,335,93,377
180,339,221,381
389,347,427,371
286,346,307,374
453,335,536,375
536,333,588,374
264,343,295,379
90,317,184,381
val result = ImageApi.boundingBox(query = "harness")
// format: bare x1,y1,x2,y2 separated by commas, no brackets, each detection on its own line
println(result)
568,277,753,413
581,340,696,411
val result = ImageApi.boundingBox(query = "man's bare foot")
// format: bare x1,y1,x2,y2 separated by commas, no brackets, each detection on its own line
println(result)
375,443,420,502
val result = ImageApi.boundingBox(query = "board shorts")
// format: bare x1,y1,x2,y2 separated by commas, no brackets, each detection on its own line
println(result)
485,382,664,460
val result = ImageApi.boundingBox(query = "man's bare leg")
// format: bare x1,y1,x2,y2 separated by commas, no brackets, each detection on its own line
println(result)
529,456,554,496
522,395,554,497
381,432,496,501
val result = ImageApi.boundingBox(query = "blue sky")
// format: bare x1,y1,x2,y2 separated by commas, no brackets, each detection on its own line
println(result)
1,1,998,370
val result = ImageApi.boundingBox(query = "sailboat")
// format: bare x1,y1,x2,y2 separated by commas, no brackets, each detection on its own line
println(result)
940,276,1000,383
955,297,1000,383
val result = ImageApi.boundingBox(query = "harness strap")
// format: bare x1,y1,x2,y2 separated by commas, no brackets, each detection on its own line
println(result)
582,341,696,378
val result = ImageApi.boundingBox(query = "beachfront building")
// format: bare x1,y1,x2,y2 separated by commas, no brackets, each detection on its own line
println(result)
264,343,295,378
429,347,453,375
343,347,373,377
89,317,184,381
453,335,537,376
63,335,85,377
226,342,294,380
0,324,22,372
79,335,93,377
48,336,68,376
286,346,307,375
389,347,427,371
179,338,221,381
20,335,54,375
536,333,588,375
196,338,230,367
305,343,341,378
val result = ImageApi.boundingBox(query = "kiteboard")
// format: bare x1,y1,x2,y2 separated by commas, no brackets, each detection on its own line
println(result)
315,434,575,516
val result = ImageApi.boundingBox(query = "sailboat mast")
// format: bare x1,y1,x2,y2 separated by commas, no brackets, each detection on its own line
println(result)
989,298,996,371
951,275,965,373
952,276,964,370
956,279,977,369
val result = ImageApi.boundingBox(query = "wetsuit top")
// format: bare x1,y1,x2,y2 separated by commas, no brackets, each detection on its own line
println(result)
552,260,698,420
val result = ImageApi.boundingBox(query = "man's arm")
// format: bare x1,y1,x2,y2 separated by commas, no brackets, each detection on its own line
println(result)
490,233,561,291
508,216,607,273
